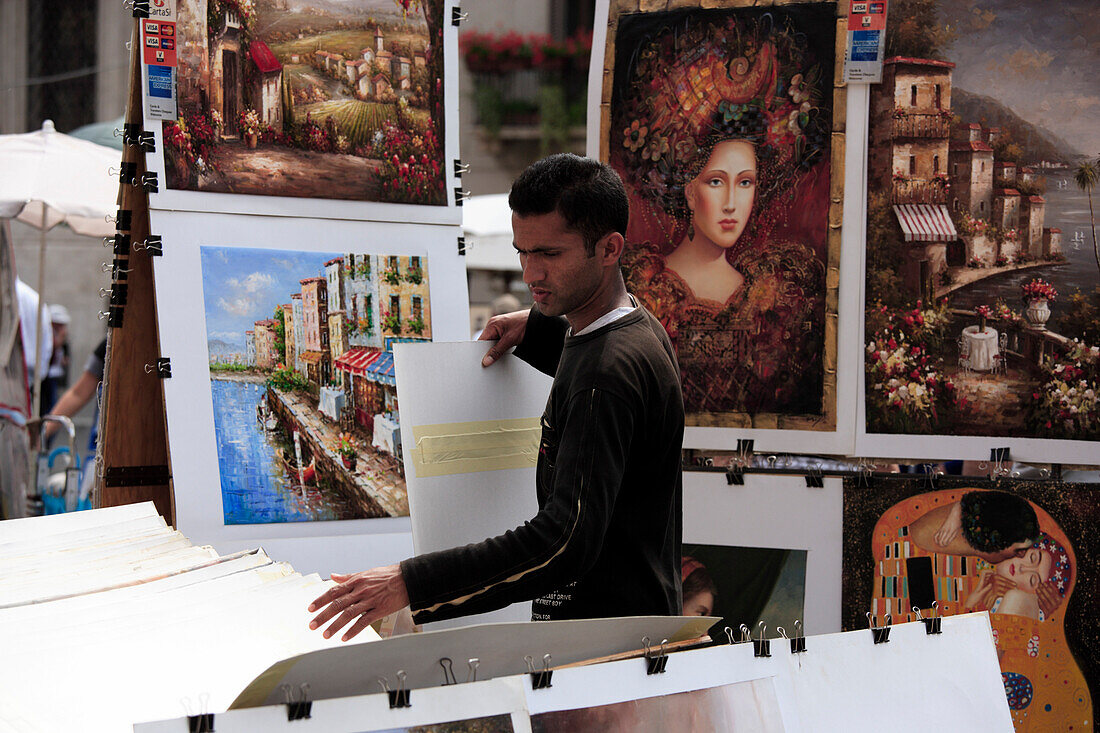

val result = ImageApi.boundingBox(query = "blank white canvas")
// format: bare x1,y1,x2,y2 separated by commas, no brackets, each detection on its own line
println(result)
394,340,553,628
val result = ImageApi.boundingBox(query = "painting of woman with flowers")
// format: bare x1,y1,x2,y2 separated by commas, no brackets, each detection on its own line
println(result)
602,3,841,428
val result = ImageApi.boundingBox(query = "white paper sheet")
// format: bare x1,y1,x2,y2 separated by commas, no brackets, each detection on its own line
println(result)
137,678,533,733
683,473,843,636
231,615,714,709
394,340,553,627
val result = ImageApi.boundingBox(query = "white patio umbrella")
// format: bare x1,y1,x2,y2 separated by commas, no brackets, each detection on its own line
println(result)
0,119,121,420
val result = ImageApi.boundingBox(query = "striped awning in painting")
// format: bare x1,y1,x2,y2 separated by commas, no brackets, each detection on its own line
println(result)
334,347,383,376
893,204,958,242
362,351,396,387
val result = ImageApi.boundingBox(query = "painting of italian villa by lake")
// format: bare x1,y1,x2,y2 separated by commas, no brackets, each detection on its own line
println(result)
864,50,1100,442
201,246,430,524
166,0,446,205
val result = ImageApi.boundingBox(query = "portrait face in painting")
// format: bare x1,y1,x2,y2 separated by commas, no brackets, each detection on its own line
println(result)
685,140,757,253
607,5,835,420
994,545,1052,593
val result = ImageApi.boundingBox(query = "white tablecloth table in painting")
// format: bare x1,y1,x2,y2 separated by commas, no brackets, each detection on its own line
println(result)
962,325,999,371
373,413,400,457
318,387,345,422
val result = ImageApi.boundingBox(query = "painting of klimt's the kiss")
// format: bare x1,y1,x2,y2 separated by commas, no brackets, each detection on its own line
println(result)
603,1,841,429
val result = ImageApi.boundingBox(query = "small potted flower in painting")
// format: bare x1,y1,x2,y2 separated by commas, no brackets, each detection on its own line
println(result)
974,304,993,333
238,108,263,149
336,432,357,471
1021,278,1057,330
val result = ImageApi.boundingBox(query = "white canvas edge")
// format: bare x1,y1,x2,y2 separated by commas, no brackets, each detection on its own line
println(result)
682,472,842,636
149,211,469,576
135,677,533,733
524,644,796,729
849,82,1100,464
584,0,610,160
586,6,861,454
140,1,462,226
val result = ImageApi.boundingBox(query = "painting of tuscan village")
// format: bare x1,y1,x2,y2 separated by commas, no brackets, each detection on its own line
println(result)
864,0,1100,442
200,246,431,524
165,0,446,204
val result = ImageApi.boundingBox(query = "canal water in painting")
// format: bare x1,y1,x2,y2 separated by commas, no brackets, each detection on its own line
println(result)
950,181,1100,324
212,378,352,524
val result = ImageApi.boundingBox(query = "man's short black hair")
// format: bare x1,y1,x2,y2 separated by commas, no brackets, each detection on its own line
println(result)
508,153,629,256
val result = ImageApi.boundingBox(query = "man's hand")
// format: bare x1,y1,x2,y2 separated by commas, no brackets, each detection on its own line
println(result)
308,563,410,641
478,308,530,367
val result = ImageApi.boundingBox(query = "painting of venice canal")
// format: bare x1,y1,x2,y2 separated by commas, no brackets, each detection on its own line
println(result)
202,245,431,524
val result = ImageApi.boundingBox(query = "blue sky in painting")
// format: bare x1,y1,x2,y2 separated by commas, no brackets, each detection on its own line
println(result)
200,246,340,350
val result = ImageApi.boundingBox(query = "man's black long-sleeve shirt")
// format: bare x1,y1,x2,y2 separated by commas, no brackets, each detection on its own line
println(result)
400,304,684,623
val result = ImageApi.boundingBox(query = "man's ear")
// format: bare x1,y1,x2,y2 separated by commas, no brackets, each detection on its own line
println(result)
601,231,625,264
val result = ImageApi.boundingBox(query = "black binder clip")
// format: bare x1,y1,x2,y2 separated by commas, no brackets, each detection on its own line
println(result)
726,461,745,485
868,612,891,644
451,6,468,26
145,357,172,378
914,604,942,635
453,160,470,177
281,683,312,722
122,122,143,145
108,283,129,307
855,459,876,488
131,0,150,18
780,621,807,654
526,654,553,690
104,233,131,255
116,161,138,184
182,696,214,733
454,187,469,205
107,304,124,328
642,636,669,675
186,714,213,733
135,235,163,255
457,236,466,255
138,131,156,152
439,657,458,686
141,172,159,193
805,464,824,488
114,209,132,231
988,447,1011,479
379,671,410,709
753,622,771,658
109,257,131,281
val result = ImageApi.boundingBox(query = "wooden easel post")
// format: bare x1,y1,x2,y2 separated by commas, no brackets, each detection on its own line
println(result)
94,18,175,526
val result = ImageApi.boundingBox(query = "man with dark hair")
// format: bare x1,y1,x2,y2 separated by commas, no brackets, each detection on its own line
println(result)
309,154,685,639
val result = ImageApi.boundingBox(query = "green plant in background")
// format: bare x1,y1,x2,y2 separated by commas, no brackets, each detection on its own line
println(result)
473,80,505,137
405,265,423,285
538,82,569,156
383,265,401,285
407,315,426,335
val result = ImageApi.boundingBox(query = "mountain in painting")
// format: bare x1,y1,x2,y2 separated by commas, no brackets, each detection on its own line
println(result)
952,87,1083,164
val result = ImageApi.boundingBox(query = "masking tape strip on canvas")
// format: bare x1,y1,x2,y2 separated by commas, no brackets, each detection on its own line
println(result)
411,417,542,477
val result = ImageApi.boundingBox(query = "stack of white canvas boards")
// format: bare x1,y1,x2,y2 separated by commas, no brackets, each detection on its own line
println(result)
0,503,360,733
137,613,1014,733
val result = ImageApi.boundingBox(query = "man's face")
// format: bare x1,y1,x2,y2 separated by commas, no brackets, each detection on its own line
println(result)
513,210,602,321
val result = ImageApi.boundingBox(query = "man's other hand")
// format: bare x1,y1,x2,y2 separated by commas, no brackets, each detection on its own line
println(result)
478,308,530,367
308,563,410,641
